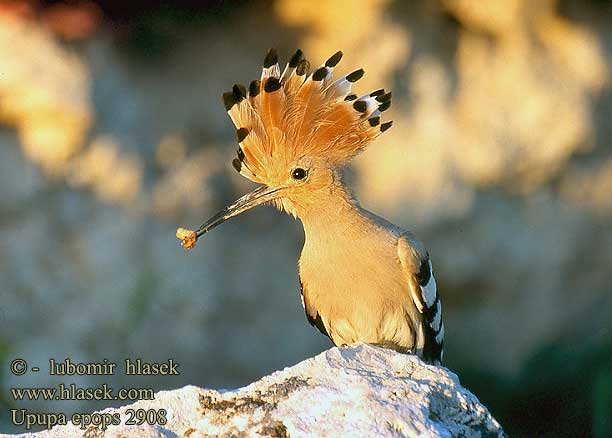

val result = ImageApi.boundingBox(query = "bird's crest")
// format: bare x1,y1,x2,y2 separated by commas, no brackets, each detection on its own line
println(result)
223,48,393,183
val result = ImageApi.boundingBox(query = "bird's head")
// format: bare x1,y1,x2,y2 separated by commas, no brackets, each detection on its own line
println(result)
177,48,392,248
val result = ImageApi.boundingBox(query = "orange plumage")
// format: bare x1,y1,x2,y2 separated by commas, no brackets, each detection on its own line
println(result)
223,48,393,183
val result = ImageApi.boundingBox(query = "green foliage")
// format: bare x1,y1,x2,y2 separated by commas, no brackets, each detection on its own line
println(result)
458,339,612,438
593,364,612,438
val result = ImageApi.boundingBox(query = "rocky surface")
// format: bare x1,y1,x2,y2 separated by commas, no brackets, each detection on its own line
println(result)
1,345,505,438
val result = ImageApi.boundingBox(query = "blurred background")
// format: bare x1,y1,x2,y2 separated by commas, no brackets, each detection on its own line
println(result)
0,0,610,436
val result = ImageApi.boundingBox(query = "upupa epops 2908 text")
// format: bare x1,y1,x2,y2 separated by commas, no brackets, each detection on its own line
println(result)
177,48,444,364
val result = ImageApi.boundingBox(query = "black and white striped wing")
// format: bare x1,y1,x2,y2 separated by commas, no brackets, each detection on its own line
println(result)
398,236,444,364
414,255,444,363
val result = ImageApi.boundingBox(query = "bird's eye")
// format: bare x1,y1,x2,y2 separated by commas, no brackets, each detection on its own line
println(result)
291,168,308,180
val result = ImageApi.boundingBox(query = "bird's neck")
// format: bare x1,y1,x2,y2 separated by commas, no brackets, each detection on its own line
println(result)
297,183,373,241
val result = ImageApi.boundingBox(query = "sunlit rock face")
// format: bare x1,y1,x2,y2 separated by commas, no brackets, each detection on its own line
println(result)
0,13,144,205
0,14,92,175
0,345,506,438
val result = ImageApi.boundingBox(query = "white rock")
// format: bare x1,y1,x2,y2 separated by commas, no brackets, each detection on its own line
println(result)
2,344,505,438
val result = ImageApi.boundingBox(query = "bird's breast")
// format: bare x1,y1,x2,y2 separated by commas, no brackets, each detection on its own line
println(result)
298,228,416,347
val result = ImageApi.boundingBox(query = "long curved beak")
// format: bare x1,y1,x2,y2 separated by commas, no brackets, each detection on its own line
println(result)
177,185,282,250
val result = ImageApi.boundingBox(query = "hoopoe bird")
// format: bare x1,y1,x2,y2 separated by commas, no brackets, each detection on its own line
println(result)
177,49,444,363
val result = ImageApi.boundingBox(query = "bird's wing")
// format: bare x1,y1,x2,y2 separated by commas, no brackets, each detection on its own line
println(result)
299,279,332,341
397,234,444,363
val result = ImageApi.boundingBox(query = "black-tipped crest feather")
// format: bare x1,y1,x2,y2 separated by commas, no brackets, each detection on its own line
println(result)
312,67,328,81
263,48,278,68
236,128,249,142
378,100,391,112
296,59,309,76
376,92,392,103
264,77,281,92
232,84,246,100
381,121,393,132
249,80,261,97
353,100,368,113
325,51,343,67
346,69,364,83
222,91,236,111
289,49,304,68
